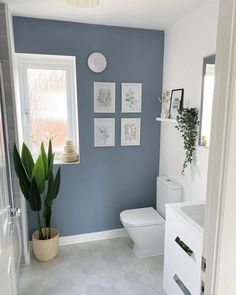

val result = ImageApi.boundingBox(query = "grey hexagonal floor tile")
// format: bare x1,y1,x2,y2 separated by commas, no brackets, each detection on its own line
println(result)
18,237,165,295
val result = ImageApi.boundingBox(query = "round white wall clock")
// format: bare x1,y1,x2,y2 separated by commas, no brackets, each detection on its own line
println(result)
88,52,107,73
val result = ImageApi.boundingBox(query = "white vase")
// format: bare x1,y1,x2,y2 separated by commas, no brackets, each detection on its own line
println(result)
160,102,170,118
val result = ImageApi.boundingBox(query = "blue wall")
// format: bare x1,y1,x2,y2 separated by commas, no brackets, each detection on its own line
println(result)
13,17,164,237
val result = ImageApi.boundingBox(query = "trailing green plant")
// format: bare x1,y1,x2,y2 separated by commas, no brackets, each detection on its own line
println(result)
176,108,199,175
13,140,61,240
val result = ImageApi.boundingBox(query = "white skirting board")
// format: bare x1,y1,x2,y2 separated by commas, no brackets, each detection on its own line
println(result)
59,228,128,246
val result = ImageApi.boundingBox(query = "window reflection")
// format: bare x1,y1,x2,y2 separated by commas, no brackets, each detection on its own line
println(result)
199,55,216,147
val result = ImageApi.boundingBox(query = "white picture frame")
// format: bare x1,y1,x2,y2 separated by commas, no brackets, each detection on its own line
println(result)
94,82,115,113
122,83,142,113
121,118,141,146
94,118,115,147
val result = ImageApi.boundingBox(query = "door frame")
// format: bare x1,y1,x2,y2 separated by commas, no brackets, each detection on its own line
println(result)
5,5,30,265
0,62,17,295
204,0,236,294
4,0,236,287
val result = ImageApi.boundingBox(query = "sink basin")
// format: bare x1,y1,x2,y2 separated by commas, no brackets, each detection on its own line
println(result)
181,204,205,228
166,201,205,235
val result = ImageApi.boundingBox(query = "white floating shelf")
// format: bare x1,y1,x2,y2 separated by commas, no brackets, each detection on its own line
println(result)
156,117,177,123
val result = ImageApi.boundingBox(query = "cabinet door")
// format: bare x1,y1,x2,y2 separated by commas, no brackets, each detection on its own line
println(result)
164,209,203,295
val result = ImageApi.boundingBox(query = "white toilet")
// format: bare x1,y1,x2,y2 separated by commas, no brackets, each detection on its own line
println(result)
120,176,182,257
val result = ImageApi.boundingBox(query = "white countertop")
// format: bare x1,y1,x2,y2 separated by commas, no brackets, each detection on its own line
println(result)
166,201,205,236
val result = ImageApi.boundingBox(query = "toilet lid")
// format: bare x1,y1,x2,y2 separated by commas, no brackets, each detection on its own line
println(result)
120,207,164,227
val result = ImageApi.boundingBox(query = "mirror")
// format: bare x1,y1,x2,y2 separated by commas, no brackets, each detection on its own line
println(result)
199,54,216,147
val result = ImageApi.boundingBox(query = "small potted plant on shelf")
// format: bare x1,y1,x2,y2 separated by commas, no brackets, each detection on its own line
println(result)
176,108,199,175
13,140,61,262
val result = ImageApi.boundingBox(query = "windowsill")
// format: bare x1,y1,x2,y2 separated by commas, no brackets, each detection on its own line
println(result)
54,160,80,165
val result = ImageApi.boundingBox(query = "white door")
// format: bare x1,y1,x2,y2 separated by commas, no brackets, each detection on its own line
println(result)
0,66,17,294
203,0,236,294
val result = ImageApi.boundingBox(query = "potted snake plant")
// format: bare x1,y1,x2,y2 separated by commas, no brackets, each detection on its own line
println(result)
13,140,61,262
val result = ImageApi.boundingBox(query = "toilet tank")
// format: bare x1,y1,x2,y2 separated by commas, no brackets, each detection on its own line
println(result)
156,176,183,218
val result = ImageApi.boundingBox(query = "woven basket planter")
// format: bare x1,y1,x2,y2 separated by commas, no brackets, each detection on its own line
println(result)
32,228,59,262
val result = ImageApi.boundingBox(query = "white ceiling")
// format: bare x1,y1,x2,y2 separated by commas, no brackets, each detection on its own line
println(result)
5,0,208,30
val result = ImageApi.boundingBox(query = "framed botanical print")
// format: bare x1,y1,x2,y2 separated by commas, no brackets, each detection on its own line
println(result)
121,118,141,146
121,83,142,113
169,89,184,119
94,118,115,147
94,82,115,113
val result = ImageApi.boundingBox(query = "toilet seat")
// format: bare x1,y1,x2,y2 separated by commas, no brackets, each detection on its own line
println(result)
120,207,164,227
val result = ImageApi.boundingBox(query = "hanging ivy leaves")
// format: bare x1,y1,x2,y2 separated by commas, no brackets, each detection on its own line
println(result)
176,108,199,175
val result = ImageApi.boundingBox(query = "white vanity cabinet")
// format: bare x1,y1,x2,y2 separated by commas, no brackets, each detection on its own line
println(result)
163,203,204,295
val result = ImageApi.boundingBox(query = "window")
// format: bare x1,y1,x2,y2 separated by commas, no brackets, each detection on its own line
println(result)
17,54,79,161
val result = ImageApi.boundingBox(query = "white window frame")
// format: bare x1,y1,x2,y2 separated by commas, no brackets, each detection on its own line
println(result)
16,53,80,163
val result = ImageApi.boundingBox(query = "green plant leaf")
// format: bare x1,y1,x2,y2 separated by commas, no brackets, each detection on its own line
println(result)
48,139,53,166
19,177,30,201
48,152,55,176
31,154,45,194
52,167,61,200
29,178,41,212
13,144,31,200
21,143,34,178
175,108,199,175
44,205,51,228
45,171,54,207
13,144,24,178
41,142,48,180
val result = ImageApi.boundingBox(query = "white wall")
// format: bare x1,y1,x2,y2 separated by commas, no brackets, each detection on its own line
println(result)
160,0,219,201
